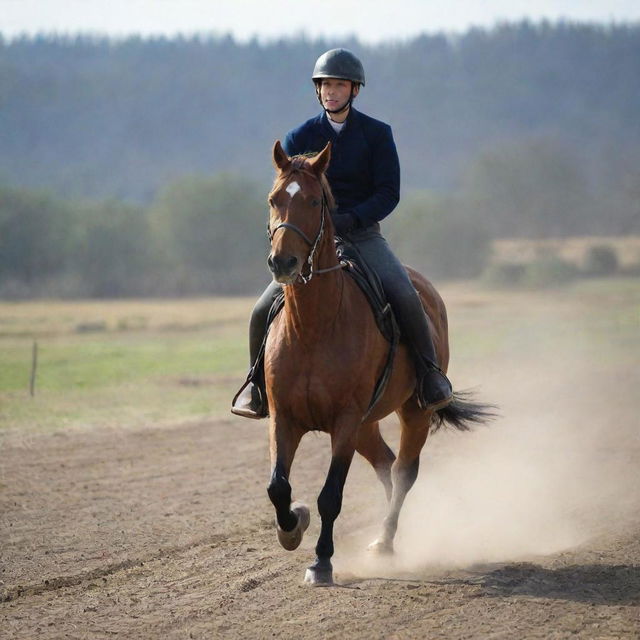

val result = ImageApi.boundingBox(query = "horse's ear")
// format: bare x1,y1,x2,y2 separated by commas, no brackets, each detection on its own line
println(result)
308,141,331,176
272,140,291,172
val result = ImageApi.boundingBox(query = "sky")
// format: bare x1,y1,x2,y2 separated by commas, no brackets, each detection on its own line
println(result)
2,0,640,42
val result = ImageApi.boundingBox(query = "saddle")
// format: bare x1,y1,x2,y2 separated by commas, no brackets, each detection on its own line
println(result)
336,241,398,344
244,241,400,421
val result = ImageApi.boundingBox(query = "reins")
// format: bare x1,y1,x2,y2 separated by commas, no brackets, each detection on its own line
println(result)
267,162,346,285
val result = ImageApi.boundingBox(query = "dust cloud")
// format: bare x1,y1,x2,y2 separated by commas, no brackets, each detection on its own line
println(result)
336,313,640,575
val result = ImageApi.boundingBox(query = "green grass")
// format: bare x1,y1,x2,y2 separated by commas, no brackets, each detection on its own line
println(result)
1,278,639,434
1,331,245,392
0,298,253,433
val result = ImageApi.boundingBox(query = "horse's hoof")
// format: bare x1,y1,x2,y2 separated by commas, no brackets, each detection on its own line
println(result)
276,502,310,551
367,538,394,555
304,566,334,586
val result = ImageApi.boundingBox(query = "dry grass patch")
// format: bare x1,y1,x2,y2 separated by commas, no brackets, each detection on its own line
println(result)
491,235,640,270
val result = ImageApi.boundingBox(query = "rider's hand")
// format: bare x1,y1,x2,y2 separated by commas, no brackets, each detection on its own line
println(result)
333,212,358,237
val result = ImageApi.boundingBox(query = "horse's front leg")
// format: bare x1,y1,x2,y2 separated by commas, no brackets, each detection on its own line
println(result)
305,419,358,586
267,417,309,551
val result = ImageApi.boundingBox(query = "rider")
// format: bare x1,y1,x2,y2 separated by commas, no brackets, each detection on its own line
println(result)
232,48,452,419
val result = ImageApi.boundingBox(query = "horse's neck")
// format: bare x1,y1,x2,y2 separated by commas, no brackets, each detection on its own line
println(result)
283,241,343,342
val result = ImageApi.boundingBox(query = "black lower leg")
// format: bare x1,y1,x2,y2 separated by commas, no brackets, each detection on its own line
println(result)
267,464,297,532
310,456,352,572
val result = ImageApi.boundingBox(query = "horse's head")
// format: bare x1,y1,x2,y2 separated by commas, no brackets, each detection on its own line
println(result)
267,140,333,285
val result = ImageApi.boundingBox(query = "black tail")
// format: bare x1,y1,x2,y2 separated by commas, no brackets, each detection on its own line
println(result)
432,389,497,432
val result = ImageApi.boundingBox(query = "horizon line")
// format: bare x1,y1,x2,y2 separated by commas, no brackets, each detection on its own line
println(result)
2,17,640,46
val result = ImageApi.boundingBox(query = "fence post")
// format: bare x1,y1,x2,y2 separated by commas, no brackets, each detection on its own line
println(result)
30,341,38,397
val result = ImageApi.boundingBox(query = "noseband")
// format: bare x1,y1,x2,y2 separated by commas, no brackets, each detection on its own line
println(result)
267,161,344,285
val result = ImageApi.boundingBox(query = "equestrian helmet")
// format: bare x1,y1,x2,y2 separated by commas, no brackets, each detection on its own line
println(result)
312,48,365,86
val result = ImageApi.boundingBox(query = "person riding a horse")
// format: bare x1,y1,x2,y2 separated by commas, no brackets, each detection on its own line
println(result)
232,48,452,419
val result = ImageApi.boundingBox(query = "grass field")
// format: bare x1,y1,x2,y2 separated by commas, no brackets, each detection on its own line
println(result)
0,298,252,433
1,278,638,434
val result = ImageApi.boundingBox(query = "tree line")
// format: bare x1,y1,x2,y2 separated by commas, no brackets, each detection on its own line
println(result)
1,23,639,213
0,175,268,298
4,132,634,298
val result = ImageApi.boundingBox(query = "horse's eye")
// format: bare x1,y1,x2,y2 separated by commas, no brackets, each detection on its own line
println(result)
311,199,321,207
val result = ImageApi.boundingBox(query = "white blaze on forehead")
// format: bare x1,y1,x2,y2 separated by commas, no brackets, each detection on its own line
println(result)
285,181,301,198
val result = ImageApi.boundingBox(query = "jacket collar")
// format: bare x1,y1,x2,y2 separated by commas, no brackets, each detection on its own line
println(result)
319,107,360,136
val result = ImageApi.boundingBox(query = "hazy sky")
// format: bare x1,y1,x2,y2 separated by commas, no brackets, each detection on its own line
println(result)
3,0,640,42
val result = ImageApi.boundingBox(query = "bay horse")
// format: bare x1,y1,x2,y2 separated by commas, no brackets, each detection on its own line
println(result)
265,140,491,585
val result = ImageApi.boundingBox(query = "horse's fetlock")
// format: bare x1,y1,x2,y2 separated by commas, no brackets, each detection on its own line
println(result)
391,458,420,491
383,514,399,537
315,539,335,560
267,473,291,508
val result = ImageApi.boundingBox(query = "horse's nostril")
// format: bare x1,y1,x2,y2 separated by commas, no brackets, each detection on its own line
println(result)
269,253,298,276
285,256,298,271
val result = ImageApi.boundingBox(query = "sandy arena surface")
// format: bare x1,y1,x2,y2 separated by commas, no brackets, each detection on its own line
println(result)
1,406,639,639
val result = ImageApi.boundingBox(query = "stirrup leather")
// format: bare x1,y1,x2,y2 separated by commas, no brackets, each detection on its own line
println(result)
231,377,268,419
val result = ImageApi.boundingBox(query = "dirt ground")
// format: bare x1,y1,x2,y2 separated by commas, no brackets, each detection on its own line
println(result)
1,409,639,639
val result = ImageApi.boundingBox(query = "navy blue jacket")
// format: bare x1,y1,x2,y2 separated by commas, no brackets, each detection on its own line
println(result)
283,108,400,229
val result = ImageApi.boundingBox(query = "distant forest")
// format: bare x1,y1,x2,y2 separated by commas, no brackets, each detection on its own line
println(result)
0,22,639,296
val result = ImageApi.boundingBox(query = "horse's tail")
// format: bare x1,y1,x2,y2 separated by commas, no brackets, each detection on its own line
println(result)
432,390,497,432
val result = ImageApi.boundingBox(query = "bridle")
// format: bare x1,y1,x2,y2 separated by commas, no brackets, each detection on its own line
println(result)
267,162,345,285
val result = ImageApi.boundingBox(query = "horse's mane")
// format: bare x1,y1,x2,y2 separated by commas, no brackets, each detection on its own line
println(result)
271,153,336,212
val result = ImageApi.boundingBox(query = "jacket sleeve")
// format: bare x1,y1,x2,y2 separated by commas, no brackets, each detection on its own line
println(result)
347,124,400,227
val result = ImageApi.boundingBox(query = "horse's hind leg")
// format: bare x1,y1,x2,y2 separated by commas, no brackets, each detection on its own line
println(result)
356,420,396,502
267,420,308,551
369,400,430,555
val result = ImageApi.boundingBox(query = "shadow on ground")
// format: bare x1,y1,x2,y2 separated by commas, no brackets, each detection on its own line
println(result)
480,563,640,605
340,562,640,606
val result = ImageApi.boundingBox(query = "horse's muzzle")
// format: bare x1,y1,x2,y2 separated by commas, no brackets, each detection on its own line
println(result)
268,252,299,284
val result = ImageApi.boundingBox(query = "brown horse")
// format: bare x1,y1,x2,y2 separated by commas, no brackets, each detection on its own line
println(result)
265,140,491,585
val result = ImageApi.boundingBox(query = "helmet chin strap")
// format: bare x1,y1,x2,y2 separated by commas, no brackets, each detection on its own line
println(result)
315,83,356,116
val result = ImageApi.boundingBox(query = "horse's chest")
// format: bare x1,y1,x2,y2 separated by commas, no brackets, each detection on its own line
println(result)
274,351,342,394
268,342,358,413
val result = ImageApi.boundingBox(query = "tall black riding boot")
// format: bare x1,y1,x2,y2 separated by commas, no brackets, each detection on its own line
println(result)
342,228,453,412
392,290,453,411
415,359,453,411
231,286,279,419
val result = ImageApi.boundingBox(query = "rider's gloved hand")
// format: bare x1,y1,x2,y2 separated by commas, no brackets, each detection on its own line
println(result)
333,212,358,237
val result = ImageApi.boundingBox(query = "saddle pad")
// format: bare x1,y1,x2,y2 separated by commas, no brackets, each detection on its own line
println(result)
337,241,398,344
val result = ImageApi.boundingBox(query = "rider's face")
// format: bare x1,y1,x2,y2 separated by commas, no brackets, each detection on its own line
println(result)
319,78,359,112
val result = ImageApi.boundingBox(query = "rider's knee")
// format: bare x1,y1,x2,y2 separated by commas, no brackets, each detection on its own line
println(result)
387,284,421,312
251,295,273,328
